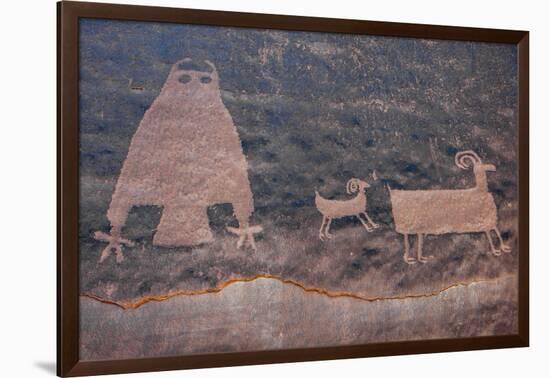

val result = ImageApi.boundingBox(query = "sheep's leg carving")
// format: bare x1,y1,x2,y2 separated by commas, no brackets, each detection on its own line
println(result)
494,228,511,253
417,234,424,262
356,215,374,232
362,212,380,229
417,233,434,263
319,216,329,240
324,218,333,239
403,234,416,264
485,231,502,256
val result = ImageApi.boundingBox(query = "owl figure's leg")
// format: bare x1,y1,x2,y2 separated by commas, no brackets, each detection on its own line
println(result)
95,197,133,263
227,222,263,250
154,205,213,247
218,169,263,250
94,227,135,263
226,199,262,250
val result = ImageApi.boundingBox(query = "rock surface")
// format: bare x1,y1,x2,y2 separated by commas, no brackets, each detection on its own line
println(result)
78,19,519,358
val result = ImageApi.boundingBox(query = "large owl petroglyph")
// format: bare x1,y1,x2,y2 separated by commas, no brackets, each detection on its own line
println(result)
95,58,262,263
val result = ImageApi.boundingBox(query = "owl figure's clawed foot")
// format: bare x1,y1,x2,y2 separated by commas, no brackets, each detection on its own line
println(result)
94,231,135,263
227,225,263,250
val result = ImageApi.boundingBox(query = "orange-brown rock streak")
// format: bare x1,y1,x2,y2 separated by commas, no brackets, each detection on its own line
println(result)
80,273,516,310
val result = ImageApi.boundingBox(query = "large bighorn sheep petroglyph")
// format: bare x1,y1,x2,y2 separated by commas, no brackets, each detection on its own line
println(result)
315,178,379,240
95,58,262,263
388,151,511,264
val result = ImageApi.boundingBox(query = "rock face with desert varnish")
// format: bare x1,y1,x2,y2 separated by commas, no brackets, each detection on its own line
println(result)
75,20,521,366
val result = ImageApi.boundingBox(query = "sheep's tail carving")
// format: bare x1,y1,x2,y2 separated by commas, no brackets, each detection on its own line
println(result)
455,150,481,170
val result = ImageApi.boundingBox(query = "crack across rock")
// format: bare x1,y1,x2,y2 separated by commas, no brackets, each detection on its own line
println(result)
81,273,515,310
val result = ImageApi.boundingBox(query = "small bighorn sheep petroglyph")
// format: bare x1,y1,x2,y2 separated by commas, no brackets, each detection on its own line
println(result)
388,150,511,264
315,178,379,240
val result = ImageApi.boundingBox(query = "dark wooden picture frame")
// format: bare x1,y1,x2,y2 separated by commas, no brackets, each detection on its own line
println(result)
57,1,529,376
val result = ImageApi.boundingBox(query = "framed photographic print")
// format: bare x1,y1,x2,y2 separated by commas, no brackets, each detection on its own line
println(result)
57,1,529,376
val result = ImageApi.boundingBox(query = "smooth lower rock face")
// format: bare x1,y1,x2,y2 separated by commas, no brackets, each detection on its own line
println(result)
80,275,517,360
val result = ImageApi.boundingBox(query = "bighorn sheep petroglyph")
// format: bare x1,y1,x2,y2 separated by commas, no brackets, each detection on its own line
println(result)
95,58,262,263
388,150,511,264
315,178,379,240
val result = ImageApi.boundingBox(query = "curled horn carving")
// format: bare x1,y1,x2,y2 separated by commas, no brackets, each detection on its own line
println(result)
346,178,360,194
455,150,482,170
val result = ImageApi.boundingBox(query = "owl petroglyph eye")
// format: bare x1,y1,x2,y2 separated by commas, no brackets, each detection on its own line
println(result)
177,74,212,85
178,74,192,84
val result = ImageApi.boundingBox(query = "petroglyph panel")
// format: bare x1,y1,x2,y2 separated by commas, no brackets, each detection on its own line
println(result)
78,18,519,360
